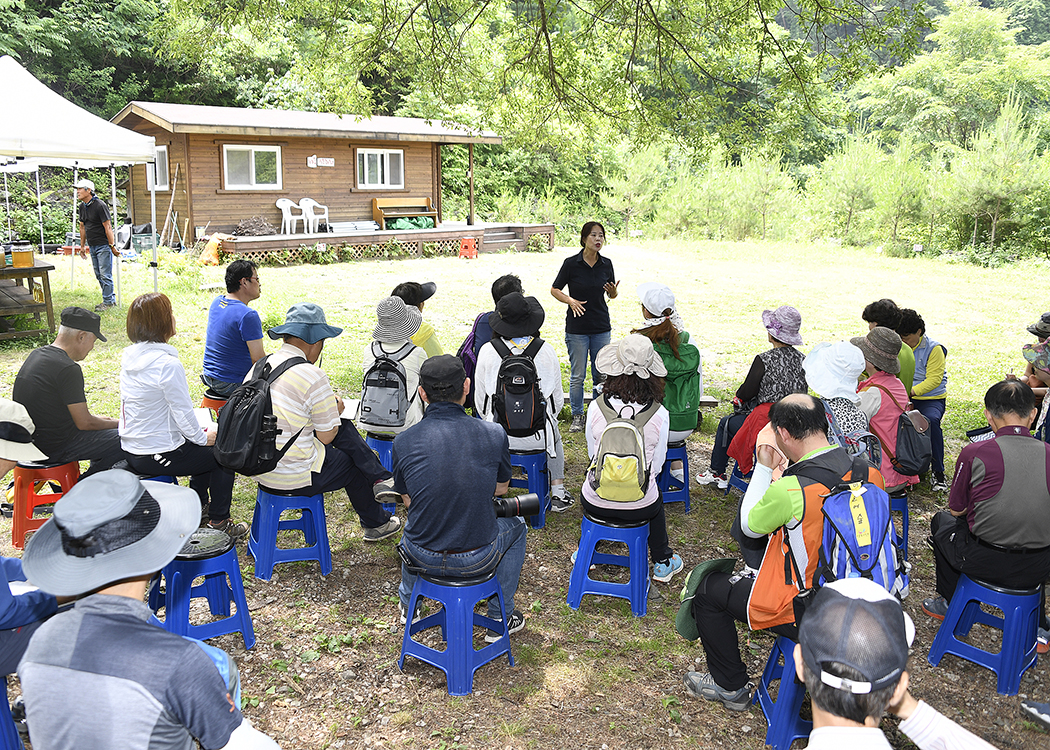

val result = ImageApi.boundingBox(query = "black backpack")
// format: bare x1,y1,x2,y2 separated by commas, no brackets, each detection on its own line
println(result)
215,355,307,475
868,384,932,476
489,337,547,438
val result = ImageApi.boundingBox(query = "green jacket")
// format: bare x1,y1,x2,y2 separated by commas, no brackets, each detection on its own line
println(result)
654,331,702,432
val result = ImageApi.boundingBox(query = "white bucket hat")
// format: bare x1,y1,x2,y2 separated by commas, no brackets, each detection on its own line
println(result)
0,399,47,463
804,341,866,403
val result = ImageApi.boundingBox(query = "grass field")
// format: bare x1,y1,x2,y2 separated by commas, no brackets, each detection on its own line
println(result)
2,238,1048,749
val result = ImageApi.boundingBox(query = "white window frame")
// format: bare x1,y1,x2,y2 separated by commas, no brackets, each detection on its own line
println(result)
146,145,169,191
222,144,282,190
356,148,404,190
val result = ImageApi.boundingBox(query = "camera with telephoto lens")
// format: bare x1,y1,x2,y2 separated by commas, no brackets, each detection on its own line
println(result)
492,492,540,518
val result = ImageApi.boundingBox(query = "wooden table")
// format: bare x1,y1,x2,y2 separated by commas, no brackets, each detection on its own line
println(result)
0,258,55,341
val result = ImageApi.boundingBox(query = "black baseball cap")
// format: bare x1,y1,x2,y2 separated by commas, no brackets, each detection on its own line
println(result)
60,306,107,342
799,578,915,695
419,355,465,399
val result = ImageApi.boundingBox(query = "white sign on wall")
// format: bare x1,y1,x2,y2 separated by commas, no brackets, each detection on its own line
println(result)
307,155,336,168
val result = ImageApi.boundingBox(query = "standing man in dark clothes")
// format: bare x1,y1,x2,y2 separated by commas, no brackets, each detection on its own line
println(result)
12,307,128,476
75,178,118,311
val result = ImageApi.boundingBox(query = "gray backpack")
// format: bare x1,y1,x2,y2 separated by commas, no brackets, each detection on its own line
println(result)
587,397,660,503
359,342,416,428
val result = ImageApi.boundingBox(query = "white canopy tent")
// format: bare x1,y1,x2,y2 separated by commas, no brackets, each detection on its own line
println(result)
0,55,159,296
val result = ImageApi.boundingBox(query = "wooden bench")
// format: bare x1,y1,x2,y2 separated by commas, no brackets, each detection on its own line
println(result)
371,197,438,230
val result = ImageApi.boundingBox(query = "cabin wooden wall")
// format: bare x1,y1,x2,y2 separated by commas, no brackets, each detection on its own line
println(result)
127,131,439,236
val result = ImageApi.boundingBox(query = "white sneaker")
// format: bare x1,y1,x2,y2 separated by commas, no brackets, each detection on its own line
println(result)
696,471,728,489
670,468,685,484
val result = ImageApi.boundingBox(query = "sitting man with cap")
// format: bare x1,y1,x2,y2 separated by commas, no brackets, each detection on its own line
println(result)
922,379,1050,622
394,355,527,637
12,306,129,476
255,303,401,541
0,400,69,678
474,292,573,512
392,280,443,357
796,577,993,748
683,393,884,711
18,470,281,749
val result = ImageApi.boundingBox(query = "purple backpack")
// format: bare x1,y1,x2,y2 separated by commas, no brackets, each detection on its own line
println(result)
456,312,489,383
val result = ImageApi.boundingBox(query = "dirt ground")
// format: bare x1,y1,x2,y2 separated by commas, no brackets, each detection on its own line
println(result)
9,434,1037,750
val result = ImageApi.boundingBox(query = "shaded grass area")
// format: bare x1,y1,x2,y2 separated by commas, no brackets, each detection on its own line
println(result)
1,239,1048,748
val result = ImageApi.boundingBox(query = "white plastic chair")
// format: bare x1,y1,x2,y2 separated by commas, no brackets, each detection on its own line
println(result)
275,198,305,235
299,198,330,234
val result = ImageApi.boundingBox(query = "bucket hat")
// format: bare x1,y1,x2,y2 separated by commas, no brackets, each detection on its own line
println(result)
799,577,915,695
850,327,903,375
267,302,342,344
1023,341,1050,375
762,305,803,346
373,296,423,341
803,341,866,403
489,293,545,339
1027,312,1050,339
595,334,668,379
22,470,200,597
0,399,47,463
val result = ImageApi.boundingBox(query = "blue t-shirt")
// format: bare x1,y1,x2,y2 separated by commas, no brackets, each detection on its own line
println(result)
392,401,511,551
202,296,263,383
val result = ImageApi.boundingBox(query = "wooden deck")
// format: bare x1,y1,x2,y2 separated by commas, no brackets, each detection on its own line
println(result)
219,222,555,263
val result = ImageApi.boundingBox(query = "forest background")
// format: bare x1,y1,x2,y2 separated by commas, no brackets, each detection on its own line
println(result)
2,0,1050,266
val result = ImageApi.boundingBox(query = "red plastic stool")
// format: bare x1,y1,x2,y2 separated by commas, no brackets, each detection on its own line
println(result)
459,237,478,258
12,460,80,549
200,390,227,416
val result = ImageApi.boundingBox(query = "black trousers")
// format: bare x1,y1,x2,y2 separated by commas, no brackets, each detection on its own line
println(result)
580,495,673,565
691,572,797,691
931,511,1050,628
127,442,235,520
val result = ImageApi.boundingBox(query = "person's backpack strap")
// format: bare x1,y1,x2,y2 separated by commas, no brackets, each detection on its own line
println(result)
522,337,544,359
869,383,907,413
491,337,512,359
265,355,308,385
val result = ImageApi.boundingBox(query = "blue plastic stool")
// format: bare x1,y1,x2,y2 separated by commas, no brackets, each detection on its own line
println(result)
566,511,650,617
398,570,514,696
0,678,22,750
141,474,178,485
927,575,1041,695
657,440,690,512
889,489,909,560
510,449,551,529
753,636,812,750
724,462,752,496
148,528,256,649
248,487,332,580
365,432,397,514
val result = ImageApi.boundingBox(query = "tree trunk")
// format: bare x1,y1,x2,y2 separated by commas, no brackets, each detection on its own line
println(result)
989,197,1002,249
845,198,855,237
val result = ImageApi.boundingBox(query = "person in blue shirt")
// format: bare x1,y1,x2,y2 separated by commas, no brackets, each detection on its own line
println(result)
202,259,265,398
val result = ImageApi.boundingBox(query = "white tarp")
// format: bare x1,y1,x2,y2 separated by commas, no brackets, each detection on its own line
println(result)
0,56,155,163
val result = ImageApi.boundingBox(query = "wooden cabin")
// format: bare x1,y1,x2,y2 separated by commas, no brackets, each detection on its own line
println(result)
111,102,502,239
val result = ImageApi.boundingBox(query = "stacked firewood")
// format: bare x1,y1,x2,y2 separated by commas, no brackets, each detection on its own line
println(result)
233,216,279,236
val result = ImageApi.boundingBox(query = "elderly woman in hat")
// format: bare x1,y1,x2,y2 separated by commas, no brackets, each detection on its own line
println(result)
474,293,572,511
804,341,868,439
1013,312,1050,404
119,293,245,538
631,282,702,485
697,305,807,488
359,297,427,436
581,334,684,583
855,328,920,492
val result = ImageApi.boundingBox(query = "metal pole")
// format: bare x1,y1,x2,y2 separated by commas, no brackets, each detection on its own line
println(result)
110,165,120,307
71,166,78,286
150,172,157,292
35,169,44,252
3,172,10,241
467,143,475,226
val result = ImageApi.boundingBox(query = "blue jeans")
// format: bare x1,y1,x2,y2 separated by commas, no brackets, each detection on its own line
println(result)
89,243,114,304
399,516,527,618
914,398,946,478
202,374,240,399
565,331,611,416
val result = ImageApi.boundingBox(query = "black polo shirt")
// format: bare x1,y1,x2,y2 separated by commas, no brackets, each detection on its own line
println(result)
551,251,616,335
77,196,111,246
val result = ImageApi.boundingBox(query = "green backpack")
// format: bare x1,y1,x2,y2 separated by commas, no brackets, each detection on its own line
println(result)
587,397,660,503
656,334,701,432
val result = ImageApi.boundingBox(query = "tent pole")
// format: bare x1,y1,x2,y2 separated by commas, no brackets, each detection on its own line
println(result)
35,169,44,252
111,165,120,307
150,176,157,292
3,173,10,242
71,166,77,286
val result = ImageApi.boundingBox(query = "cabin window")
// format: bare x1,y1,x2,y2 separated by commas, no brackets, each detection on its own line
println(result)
147,146,169,191
356,149,404,189
223,145,282,190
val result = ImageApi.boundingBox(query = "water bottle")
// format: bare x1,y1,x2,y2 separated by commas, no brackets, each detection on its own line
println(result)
258,414,278,462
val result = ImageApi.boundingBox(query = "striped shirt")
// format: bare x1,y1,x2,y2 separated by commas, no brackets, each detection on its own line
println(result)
252,343,340,491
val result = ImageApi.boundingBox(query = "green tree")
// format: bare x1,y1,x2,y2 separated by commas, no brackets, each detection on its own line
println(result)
805,135,882,241
599,144,666,239
876,136,924,242
732,150,797,241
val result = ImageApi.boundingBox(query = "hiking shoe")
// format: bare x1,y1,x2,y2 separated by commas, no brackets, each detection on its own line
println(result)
922,596,948,620
930,477,949,493
682,672,753,712
569,414,585,433
729,565,759,585
1038,627,1049,655
207,518,249,540
653,553,684,583
363,515,401,542
399,602,423,625
94,302,115,312
670,468,685,485
485,608,526,642
551,490,575,513
1021,699,1050,731
695,470,728,489
373,479,400,504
